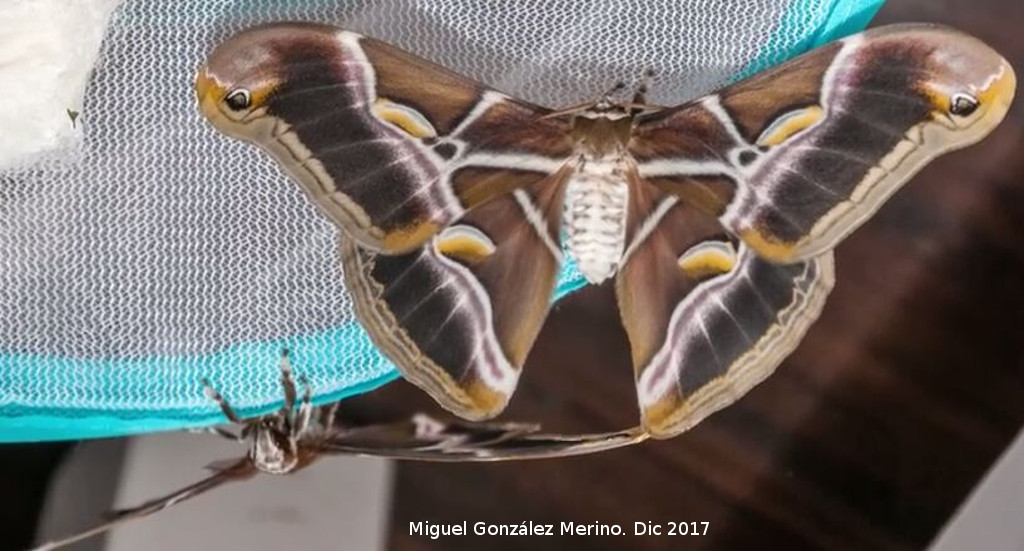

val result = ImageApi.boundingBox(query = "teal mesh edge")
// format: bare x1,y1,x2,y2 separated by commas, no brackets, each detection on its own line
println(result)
0,0,887,442
0,371,401,443
736,0,886,79
0,258,586,443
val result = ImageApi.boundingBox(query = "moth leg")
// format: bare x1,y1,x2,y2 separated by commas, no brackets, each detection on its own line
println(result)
205,426,245,442
602,80,627,102
294,374,314,436
320,400,341,434
632,68,655,105
278,348,297,415
187,426,243,443
239,423,256,440
202,378,244,425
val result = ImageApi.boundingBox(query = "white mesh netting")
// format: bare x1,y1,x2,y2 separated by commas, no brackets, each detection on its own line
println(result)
0,0,882,440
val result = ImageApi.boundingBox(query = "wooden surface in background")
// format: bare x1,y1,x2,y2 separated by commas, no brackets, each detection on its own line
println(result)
340,1,1024,549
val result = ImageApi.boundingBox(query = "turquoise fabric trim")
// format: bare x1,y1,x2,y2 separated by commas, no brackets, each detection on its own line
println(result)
0,258,586,443
0,0,885,442
812,0,886,48
736,0,885,79
0,327,400,443
0,371,400,443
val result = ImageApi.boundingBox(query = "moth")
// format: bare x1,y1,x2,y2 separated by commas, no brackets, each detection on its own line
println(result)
34,350,645,550
195,23,1014,439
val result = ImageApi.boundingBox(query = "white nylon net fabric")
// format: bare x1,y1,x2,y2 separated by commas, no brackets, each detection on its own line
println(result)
0,0,882,441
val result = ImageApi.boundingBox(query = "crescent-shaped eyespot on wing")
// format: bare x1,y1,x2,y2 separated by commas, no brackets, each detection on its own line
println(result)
340,170,569,420
615,178,834,438
630,23,1015,263
196,22,573,254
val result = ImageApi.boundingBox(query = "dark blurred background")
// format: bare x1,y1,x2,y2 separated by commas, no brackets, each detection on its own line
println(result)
4,0,1023,550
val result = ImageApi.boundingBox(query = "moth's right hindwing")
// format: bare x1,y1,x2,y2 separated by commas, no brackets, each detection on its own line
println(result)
615,179,834,438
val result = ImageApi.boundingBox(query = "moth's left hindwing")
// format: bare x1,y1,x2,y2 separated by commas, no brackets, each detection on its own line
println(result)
196,22,572,254
340,173,568,419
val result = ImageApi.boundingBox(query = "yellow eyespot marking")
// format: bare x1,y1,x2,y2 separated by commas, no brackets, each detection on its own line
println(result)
677,241,737,279
756,105,824,147
247,84,279,111
921,86,959,120
196,71,228,122
922,62,1016,125
435,225,496,264
977,63,1017,113
372,98,437,138
381,221,440,254
739,228,797,263
195,69,278,126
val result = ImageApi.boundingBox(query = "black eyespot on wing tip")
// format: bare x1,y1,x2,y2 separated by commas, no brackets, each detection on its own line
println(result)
949,93,979,117
225,89,251,111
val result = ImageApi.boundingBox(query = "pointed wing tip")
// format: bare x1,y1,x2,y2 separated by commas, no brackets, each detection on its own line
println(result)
442,378,514,421
640,394,698,440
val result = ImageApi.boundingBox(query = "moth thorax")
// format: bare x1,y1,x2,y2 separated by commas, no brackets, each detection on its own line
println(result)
564,165,629,284
250,426,300,474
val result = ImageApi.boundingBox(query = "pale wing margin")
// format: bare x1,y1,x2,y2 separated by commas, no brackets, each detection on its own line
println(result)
636,248,835,438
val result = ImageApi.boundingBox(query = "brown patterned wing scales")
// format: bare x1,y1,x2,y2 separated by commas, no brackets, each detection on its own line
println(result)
340,170,570,420
631,23,1014,263
196,22,573,254
616,173,834,438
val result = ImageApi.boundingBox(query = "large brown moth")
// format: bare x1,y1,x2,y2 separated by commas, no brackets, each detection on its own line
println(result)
34,350,644,550
195,23,1014,439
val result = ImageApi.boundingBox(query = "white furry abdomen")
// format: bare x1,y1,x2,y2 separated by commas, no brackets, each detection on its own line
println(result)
563,161,629,284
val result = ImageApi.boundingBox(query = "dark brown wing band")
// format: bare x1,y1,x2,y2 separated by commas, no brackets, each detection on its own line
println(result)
340,173,569,420
197,23,573,254
632,24,1014,263
616,185,834,438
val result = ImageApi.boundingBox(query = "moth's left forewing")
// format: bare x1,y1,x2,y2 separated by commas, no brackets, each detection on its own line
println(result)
197,23,573,254
616,175,834,438
632,23,1015,264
